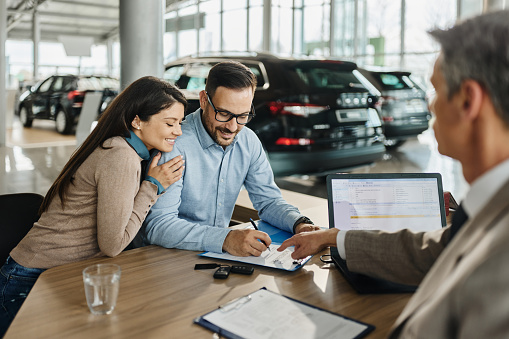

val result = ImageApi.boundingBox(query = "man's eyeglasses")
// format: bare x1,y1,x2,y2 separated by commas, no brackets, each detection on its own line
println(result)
206,92,255,125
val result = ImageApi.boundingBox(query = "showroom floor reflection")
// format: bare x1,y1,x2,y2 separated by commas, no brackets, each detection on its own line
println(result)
0,127,469,203
275,129,469,202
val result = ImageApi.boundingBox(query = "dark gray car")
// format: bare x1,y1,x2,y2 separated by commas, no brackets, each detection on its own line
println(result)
359,69,431,148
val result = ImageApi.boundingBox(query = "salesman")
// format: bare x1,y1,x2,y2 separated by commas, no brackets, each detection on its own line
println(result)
137,61,319,256
278,10,509,338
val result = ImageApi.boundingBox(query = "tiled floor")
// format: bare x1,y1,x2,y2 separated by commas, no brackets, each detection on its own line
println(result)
1,120,470,202
6,119,76,148
1,120,77,196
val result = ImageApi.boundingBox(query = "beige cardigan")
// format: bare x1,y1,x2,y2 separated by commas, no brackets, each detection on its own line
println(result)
11,137,159,269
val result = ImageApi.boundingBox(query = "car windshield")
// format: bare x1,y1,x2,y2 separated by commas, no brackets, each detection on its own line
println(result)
295,66,363,90
77,77,119,91
407,75,428,92
375,73,412,90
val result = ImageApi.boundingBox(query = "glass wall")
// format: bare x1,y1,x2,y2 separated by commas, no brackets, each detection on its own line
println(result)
332,0,366,61
302,0,330,56
248,3,264,51
223,0,248,51
163,0,460,84
8,0,494,89
6,40,114,88
271,1,293,54
200,0,221,54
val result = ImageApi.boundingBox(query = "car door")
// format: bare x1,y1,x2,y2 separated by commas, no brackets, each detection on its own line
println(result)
48,76,67,119
31,76,54,118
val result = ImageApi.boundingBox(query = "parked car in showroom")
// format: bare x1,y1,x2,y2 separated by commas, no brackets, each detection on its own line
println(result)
16,74,119,134
164,53,386,177
358,69,431,148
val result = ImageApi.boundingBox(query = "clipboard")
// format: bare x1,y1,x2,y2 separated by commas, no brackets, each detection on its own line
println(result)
194,288,375,339
198,220,312,271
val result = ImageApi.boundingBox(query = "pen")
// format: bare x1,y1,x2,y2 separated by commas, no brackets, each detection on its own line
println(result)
249,218,259,230
249,218,270,251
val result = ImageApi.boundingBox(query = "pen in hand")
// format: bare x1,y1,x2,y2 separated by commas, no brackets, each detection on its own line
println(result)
249,218,270,251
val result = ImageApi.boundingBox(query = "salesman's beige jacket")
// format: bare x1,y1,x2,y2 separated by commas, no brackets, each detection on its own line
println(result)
345,179,509,338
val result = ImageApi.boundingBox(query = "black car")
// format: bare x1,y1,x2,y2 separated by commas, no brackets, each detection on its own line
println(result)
17,74,119,134
358,69,431,148
164,53,386,177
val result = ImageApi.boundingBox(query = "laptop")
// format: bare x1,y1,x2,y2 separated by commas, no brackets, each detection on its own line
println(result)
326,173,447,294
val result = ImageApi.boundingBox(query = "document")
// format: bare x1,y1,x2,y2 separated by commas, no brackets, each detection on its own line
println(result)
194,288,374,339
199,221,312,271
201,243,310,271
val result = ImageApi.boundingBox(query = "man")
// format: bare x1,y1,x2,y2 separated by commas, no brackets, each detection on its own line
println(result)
138,61,319,256
278,10,509,338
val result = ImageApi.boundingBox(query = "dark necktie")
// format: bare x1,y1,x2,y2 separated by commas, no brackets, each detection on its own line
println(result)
449,204,468,242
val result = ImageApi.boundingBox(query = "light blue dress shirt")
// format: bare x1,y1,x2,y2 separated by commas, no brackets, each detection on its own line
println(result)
139,109,304,253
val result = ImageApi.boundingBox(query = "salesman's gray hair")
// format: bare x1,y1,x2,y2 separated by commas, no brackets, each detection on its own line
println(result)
428,10,509,126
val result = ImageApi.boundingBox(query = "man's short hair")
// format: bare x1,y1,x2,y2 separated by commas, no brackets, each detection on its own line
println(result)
205,61,257,98
428,10,509,126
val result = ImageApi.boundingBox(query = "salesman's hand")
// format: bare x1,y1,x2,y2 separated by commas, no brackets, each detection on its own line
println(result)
147,153,185,189
295,223,321,234
223,229,272,257
277,228,339,259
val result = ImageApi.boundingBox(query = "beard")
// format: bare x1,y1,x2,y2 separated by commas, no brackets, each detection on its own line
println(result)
211,126,240,147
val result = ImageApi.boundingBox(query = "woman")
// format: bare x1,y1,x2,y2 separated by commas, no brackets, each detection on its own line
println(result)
0,76,187,334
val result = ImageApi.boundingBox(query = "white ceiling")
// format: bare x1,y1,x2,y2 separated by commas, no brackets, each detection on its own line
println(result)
6,0,119,43
6,0,189,44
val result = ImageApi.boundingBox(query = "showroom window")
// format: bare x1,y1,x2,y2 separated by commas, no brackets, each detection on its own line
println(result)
271,1,293,54
248,4,264,51
302,0,330,56
223,1,248,51
200,0,221,53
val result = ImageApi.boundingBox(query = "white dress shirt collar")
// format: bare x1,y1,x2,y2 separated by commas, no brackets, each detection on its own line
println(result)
462,158,509,220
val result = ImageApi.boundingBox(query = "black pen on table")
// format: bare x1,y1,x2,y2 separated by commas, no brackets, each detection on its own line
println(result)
249,218,270,251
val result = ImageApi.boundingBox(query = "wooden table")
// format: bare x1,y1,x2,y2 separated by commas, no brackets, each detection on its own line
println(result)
6,196,413,338
5,244,411,338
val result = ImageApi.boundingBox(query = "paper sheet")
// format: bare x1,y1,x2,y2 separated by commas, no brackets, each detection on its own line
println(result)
199,221,312,271
201,244,310,271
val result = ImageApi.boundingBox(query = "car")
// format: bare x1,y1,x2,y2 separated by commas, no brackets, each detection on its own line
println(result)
164,53,386,177
16,74,119,134
358,69,432,148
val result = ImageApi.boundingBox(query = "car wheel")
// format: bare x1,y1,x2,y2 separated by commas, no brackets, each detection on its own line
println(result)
19,106,33,127
55,110,73,134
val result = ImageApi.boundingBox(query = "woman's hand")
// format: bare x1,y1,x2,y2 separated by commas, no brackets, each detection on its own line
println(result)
147,153,185,189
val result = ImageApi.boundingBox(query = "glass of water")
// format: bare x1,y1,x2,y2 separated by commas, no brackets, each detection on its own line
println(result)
83,264,121,315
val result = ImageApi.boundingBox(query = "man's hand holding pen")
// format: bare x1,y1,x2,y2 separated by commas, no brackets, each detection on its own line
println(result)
249,218,271,251
222,222,272,257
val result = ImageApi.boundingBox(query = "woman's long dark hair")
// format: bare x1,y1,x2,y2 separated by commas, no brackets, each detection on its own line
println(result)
39,76,187,214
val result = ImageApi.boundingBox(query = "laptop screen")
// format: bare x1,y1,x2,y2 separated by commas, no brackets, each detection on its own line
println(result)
327,173,446,233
